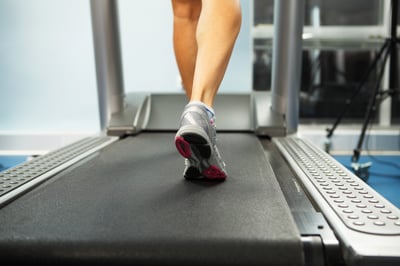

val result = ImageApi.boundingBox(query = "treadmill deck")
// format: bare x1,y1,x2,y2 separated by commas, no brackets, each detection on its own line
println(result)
0,133,303,265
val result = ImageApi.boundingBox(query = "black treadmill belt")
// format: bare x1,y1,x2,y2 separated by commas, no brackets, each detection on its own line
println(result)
0,133,303,265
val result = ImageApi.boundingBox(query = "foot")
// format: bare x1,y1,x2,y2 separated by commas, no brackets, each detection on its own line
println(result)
175,103,227,180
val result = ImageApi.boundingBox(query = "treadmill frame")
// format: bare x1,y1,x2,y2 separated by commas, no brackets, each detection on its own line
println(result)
2,1,399,266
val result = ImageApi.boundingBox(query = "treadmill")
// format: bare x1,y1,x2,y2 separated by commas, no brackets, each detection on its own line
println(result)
1,1,399,265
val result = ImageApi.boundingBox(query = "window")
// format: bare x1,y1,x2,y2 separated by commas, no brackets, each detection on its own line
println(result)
253,0,399,125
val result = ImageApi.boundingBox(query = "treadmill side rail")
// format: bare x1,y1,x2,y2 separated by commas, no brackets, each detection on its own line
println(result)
275,136,400,266
264,139,343,266
0,136,118,208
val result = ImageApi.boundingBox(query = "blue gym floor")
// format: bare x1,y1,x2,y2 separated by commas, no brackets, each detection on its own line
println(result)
0,155,28,172
1,153,399,209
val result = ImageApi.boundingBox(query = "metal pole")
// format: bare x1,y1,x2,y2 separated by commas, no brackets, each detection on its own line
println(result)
389,0,398,93
270,0,305,134
90,0,125,131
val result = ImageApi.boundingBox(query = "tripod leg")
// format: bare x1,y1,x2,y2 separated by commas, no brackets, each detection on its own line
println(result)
352,45,391,163
389,42,398,91
389,0,399,94
326,40,390,140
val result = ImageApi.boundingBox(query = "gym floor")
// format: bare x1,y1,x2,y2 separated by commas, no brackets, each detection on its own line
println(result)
1,153,399,209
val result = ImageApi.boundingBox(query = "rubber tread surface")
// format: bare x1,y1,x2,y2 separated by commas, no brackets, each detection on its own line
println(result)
0,133,302,265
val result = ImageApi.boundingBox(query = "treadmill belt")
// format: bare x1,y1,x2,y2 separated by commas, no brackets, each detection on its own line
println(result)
0,133,303,265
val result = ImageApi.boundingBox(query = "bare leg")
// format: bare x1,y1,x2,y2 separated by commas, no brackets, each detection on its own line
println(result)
171,0,201,99
172,0,242,107
172,0,241,180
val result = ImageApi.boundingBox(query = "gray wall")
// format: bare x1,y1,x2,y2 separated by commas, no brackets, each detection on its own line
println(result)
0,0,252,134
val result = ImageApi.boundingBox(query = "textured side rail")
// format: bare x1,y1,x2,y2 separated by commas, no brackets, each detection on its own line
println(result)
275,137,400,235
0,136,117,207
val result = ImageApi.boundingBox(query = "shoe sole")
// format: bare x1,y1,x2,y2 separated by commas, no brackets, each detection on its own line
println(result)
175,133,226,180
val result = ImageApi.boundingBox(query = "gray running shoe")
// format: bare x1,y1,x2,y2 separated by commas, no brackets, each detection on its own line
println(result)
175,103,227,180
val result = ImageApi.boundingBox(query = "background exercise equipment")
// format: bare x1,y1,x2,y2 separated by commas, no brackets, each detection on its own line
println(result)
325,0,400,180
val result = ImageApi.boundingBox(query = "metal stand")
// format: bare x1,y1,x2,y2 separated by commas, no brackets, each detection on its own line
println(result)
90,0,125,131
325,0,399,181
271,0,305,135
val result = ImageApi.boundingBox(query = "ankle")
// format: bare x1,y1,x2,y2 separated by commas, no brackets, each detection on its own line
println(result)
188,101,215,120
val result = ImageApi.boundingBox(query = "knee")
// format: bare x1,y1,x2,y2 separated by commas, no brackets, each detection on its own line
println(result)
172,0,202,20
228,2,242,31
232,3,242,34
